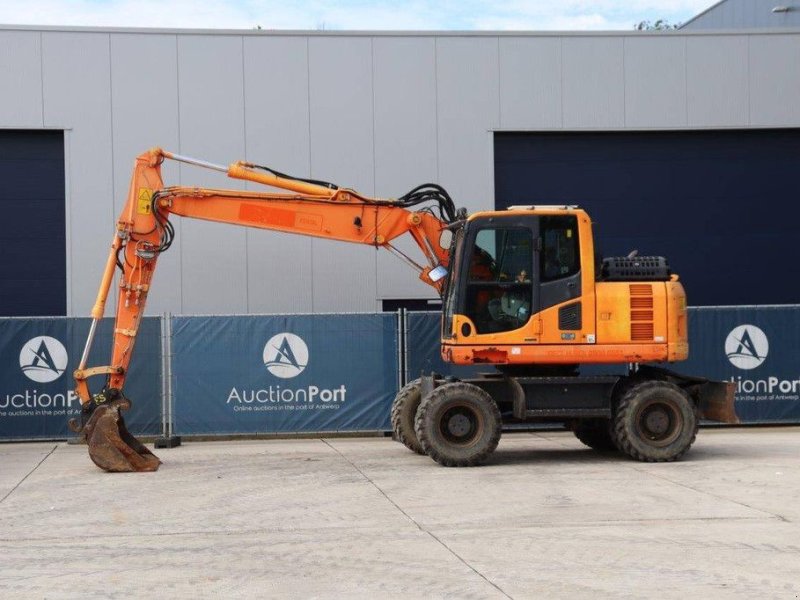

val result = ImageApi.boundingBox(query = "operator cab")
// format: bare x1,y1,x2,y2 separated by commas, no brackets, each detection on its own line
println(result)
442,207,587,341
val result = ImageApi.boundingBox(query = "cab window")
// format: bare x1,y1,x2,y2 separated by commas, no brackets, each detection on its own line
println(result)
465,228,533,334
541,215,579,281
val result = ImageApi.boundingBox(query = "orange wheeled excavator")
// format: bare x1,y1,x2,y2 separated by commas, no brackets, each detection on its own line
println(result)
72,148,737,472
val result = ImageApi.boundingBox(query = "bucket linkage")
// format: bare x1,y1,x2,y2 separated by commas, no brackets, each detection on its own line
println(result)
69,388,161,473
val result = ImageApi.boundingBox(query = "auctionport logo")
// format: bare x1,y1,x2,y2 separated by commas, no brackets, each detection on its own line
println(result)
227,332,347,410
725,325,768,370
263,333,308,378
19,336,68,383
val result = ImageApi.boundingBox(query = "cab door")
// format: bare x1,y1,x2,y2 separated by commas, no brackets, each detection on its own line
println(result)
458,216,539,338
538,215,584,343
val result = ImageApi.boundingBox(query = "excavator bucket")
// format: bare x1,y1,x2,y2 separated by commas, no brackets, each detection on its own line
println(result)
69,398,161,472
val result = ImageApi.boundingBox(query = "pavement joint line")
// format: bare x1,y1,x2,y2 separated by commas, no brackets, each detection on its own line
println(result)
624,463,791,523
321,438,514,600
0,515,776,545
440,515,778,535
0,444,58,505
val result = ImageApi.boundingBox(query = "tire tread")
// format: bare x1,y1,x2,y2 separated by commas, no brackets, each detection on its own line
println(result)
614,380,698,462
390,379,425,455
415,382,501,467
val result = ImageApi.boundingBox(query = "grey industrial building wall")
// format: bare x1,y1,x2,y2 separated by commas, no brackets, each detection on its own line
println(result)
1,26,799,316
682,0,800,29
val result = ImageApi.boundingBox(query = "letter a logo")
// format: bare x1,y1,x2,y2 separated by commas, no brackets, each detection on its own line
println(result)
725,325,768,370
263,333,308,379
20,336,68,383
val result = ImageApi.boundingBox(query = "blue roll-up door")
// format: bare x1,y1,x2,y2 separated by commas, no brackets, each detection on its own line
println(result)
494,129,800,306
0,130,65,316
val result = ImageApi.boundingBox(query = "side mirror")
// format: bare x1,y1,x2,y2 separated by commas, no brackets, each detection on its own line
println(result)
429,265,448,282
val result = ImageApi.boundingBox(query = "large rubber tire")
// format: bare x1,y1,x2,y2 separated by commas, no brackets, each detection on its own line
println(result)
614,380,698,462
572,419,617,452
414,382,501,467
390,379,425,455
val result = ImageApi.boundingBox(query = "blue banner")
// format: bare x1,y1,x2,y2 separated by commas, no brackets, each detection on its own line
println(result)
171,314,398,434
0,317,162,440
406,312,485,382
682,306,800,424
4,306,791,441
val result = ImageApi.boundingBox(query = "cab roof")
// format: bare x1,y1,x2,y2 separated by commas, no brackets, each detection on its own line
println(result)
468,206,587,221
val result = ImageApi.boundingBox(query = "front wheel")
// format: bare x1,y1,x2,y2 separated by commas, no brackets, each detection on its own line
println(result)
614,381,698,462
414,382,501,467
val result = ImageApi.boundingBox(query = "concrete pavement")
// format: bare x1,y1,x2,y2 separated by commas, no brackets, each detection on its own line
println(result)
1,428,799,599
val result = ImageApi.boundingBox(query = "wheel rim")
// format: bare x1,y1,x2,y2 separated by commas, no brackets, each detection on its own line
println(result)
438,404,484,447
634,398,682,447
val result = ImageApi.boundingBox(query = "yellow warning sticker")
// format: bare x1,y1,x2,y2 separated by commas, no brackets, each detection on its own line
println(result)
137,188,152,215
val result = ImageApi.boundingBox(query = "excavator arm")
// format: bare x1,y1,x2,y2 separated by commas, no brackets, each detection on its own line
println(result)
71,148,457,472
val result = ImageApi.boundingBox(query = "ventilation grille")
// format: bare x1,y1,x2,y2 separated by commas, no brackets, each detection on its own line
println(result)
558,302,582,331
631,322,655,341
629,284,654,341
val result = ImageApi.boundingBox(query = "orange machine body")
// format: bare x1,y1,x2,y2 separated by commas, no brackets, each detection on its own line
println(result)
441,207,689,367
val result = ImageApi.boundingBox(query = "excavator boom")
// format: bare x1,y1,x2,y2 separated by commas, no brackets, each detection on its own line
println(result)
72,148,455,472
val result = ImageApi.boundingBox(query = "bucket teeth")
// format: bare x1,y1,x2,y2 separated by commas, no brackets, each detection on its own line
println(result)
83,398,161,472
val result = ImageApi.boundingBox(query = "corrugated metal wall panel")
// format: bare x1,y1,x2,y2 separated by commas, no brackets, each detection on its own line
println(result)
0,31,43,127
176,35,247,314
308,36,377,312
686,35,749,126
749,35,800,126
683,0,800,29
498,37,562,129
41,32,113,317
243,36,314,314
562,37,624,128
624,37,687,127
110,33,182,315
435,37,499,214
373,36,439,301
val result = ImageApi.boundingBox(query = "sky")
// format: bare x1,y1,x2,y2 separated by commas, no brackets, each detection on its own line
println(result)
0,0,714,31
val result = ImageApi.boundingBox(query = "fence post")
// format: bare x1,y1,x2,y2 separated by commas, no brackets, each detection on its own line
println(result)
396,308,405,390
159,313,168,438
155,313,181,448
402,308,410,385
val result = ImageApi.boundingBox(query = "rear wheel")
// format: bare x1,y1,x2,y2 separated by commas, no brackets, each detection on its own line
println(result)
414,382,501,467
614,381,697,462
390,379,425,455
572,419,617,452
